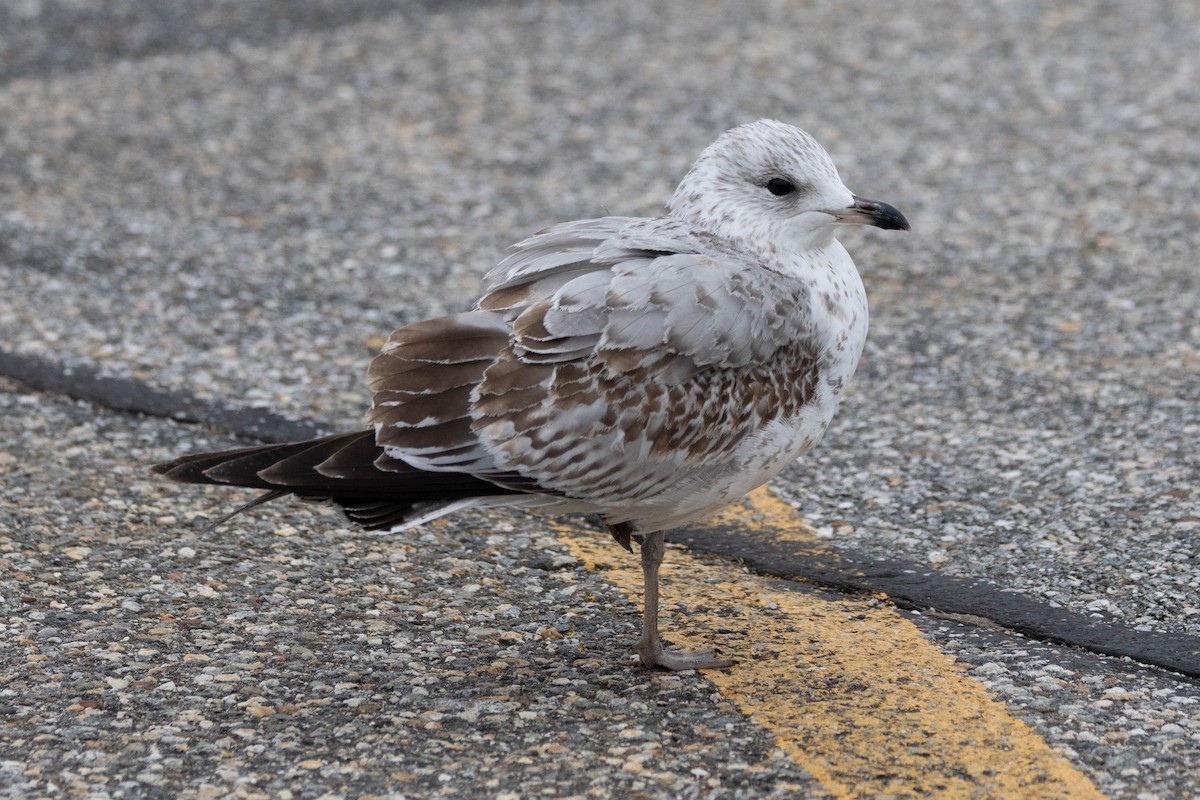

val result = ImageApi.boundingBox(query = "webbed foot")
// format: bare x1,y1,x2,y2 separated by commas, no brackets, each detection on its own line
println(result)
639,641,735,671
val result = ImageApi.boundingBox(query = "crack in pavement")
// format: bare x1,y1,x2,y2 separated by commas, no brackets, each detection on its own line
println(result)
5,345,1197,682
0,348,327,443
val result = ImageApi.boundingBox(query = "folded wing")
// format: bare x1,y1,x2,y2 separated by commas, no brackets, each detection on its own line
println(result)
368,216,823,511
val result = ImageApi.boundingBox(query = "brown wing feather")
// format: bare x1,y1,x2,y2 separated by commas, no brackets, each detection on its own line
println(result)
365,311,510,471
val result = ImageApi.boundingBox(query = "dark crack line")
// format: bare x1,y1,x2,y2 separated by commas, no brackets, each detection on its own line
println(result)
671,527,1200,682
0,348,330,443
4,346,1197,680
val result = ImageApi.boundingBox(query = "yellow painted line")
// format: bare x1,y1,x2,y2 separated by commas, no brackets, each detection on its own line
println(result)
551,487,1106,800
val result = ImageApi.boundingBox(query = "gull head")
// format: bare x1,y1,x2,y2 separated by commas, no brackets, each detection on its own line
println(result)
667,119,909,252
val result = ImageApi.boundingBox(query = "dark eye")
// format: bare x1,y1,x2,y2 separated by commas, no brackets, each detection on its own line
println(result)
766,178,796,196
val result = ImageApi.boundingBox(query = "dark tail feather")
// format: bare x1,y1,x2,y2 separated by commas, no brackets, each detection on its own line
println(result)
152,430,526,531
151,436,346,486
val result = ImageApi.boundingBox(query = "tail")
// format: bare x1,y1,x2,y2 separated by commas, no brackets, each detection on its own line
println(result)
152,430,527,531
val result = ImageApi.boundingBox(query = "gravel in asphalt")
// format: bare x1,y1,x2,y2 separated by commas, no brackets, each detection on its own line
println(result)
1,380,822,799
2,1,1195,640
2,1,1199,797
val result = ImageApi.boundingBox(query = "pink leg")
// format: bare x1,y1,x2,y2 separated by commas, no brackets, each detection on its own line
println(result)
637,531,735,670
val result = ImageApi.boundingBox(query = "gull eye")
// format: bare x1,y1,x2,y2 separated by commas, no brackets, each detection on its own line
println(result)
766,178,796,197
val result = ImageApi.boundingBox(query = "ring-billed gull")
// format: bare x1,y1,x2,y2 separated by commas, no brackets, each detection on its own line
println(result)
154,119,909,670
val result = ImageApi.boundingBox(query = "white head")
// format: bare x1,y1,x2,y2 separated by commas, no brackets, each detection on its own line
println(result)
667,119,908,252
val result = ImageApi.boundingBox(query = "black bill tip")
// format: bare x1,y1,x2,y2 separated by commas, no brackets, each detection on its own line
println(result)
834,196,911,231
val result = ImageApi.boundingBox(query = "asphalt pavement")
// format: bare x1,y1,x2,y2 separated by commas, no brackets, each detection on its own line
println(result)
2,1,1198,798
